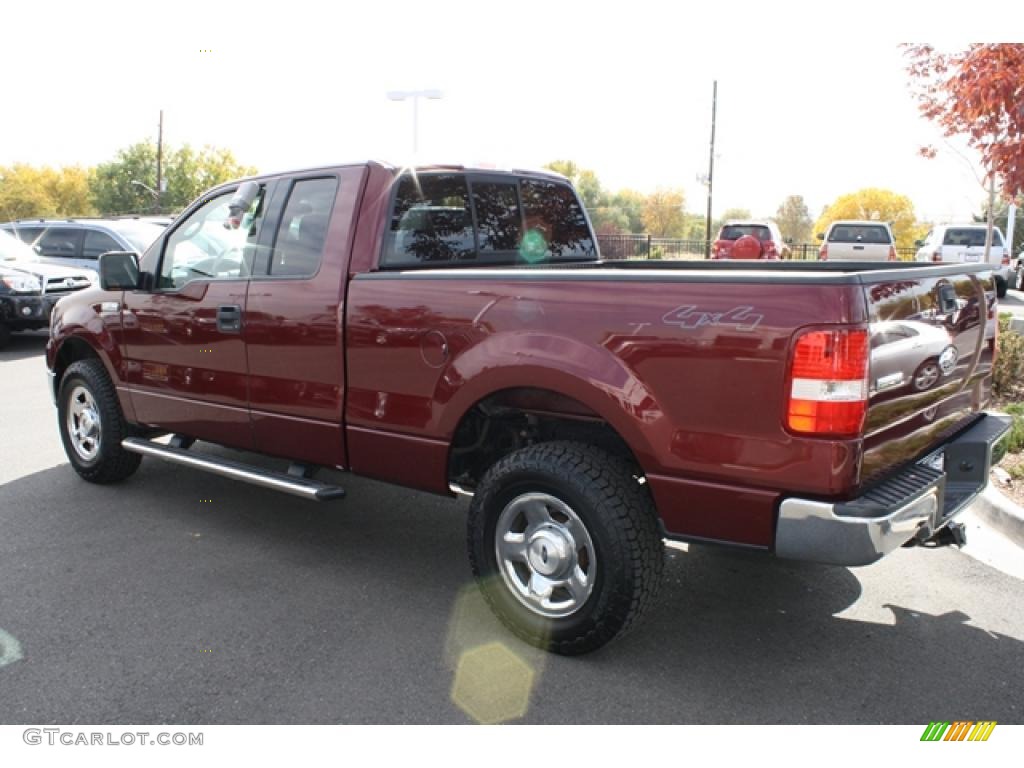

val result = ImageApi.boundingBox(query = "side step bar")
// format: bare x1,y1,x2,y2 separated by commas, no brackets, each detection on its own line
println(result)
122,437,345,501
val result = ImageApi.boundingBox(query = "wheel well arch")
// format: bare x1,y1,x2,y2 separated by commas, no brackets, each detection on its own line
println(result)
447,387,645,490
53,336,102,395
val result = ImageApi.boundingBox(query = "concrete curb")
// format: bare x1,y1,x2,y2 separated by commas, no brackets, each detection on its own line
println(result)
972,485,1024,550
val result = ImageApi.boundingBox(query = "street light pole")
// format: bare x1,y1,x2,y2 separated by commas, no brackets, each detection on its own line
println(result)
704,80,717,259
387,89,444,154
156,110,164,214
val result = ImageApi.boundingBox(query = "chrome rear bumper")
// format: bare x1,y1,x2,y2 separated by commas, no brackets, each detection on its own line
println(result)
775,412,1012,566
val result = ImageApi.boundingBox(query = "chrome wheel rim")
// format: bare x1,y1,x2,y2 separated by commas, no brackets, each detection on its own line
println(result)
914,363,940,391
494,492,597,618
67,385,102,462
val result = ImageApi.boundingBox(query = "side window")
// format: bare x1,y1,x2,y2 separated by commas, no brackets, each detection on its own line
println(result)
82,230,122,260
519,179,595,261
159,187,266,290
267,178,338,278
9,226,44,244
36,228,84,259
382,174,474,266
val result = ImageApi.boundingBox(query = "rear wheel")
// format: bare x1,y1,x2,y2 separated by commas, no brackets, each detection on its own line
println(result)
0,323,11,349
57,359,141,483
467,441,664,655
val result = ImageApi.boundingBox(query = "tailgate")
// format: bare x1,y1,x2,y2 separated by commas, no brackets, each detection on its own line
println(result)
827,243,891,261
859,267,997,487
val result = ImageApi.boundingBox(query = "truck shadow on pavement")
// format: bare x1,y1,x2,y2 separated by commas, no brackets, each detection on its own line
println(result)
0,456,1021,724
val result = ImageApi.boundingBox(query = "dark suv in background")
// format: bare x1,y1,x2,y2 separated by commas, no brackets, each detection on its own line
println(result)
0,217,167,278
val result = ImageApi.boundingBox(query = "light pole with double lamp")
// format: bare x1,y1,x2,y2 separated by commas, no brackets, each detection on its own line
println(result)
386,89,444,154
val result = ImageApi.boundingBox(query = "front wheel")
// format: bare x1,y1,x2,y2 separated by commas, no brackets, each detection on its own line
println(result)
57,358,141,483
467,442,664,655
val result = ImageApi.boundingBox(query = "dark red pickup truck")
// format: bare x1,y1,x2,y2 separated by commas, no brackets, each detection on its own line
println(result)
47,161,1010,653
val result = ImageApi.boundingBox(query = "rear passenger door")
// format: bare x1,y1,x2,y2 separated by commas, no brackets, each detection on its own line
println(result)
244,169,364,468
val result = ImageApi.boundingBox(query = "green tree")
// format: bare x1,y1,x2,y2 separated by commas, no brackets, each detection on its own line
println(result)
813,188,925,250
773,195,813,243
609,189,646,233
641,188,687,237
92,140,258,215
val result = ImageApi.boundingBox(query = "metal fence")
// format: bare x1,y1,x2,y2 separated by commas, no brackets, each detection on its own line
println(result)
596,234,918,261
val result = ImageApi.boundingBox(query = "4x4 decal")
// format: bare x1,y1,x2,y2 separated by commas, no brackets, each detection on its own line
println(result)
662,305,764,332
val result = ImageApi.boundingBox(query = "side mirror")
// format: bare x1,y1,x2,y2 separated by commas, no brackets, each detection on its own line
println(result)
914,239,924,247
99,251,140,290
816,233,825,241
784,237,794,245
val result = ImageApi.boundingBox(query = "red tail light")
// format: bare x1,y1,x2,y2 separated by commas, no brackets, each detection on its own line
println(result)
1002,252,1010,266
712,240,724,259
786,328,869,437
931,251,942,262
764,240,778,259
888,245,897,261
819,244,828,260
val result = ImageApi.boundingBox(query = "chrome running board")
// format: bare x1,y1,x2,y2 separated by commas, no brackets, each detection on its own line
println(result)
122,437,345,501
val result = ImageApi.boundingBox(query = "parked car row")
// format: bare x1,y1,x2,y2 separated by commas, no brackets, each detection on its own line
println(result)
708,218,1016,299
0,216,166,347
0,216,168,279
0,230,95,348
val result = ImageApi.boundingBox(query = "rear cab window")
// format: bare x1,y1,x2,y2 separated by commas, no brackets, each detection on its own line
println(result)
381,172,595,268
828,224,892,244
720,224,771,241
943,228,1004,247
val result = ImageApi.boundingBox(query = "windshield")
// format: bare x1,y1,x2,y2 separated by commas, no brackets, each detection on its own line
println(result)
0,229,39,262
107,221,165,252
828,224,892,244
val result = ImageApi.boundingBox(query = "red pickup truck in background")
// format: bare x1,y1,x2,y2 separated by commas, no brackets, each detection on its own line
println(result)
47,161,1010,654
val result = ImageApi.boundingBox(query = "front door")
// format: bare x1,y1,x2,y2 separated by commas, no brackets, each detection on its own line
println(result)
122,184,270,449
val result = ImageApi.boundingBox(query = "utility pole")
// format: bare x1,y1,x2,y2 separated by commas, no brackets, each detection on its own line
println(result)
156,110,164,214
704,81,717,259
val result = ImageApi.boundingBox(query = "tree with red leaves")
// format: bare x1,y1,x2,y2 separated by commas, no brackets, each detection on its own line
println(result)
905,44,1024,260
905,44,1024,197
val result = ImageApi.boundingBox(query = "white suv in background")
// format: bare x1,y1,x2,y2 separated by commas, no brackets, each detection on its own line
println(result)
914,224,1010,297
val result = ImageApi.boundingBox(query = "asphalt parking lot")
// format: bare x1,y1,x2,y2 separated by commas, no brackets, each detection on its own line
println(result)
1,332,1022,724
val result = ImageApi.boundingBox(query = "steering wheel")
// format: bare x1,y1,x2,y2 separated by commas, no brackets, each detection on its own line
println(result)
207,246,250,278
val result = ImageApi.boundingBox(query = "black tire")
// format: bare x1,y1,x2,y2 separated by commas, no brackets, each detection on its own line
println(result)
57,358,141,483
995,275,1007,299
0,323,11,349
467,441,664,655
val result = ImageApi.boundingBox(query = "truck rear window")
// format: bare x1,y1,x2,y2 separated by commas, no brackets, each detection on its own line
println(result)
828,224,892,244
381,173,595,267
720,224,771,241
942,228,1004,247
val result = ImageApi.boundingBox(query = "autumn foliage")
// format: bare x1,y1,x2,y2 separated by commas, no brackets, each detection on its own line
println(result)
904,44,1024,197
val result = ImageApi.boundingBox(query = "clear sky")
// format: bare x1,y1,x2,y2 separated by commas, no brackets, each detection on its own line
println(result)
0,1,1013,224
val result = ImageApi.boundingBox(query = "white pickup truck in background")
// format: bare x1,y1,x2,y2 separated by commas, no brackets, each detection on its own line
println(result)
818,220,897,262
